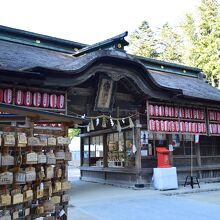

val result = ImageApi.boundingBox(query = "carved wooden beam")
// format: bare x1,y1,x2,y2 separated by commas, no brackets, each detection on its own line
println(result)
68,87,135,102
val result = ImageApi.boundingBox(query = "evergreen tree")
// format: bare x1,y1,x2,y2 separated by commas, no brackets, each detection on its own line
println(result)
193,0,220,85
157,23,184,63
128,0,220,86
128,21,158,58
180,13,198,67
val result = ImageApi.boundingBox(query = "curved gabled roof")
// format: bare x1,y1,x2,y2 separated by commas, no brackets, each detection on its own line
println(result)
1,31,220,103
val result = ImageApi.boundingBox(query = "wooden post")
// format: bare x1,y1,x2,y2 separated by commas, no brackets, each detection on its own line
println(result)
134,115,143,187
103,133,108,168
195,142,202,178
167,134,173,166
80,135,84,167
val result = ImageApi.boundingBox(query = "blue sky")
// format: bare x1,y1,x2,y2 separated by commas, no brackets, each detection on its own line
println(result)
0,0,206,44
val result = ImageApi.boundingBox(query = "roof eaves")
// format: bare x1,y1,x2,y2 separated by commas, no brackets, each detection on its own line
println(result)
0,25,87,54
133,54,201,78
72,32,129,57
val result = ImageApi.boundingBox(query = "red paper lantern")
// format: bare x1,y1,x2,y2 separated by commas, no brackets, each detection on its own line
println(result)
0,89,3,103
174,107,178,118
33,92,41,107
218,124,220,134
158,106,164,117
209,124,213,134
149,105,154,116
168,107,174,117
198,123,201,133
50,94,57,108
42,93,49,108
149,120,155,131
180,122,185,132
155,120,160,131
201,110,205,120
165,106,169,117
189,109,193,119
213,124,217,134
160,120,164,131
192,123,197,133
193,109,198,119
154,105,159,116
188,122,192,133
214,111,218,121
185,108,189,119
24,91,32,106
180,108,185,118
169,121,175,132
175,121,179,132
57,94,65,109
217,112,220,121
202,123,206,133
4,88,13,104
15,89,24,105
164,121,169,131
215,124,218,134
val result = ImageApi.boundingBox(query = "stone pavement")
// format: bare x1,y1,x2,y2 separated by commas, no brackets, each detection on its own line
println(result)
68,168,220,220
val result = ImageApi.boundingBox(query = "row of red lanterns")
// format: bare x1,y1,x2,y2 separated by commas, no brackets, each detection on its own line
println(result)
209,124,220,134
0,89,65,109
149,104,205,120
149,120,206,133
208,111,220,121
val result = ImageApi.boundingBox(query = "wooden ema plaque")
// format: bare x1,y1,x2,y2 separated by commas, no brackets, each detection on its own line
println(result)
12,193,23,205
3,134,15,146
48,137,57,146
0,172,13,185
26,152,38,164
2,155,14,166
0,194,11,206
17,133,27,147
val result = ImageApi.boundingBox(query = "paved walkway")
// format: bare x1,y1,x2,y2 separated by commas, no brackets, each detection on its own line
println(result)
68,168,220,220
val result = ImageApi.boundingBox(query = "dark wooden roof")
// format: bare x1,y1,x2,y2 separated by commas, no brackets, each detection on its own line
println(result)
0,26,220,104
0,40,73,71
149,70,220,102
0,25,87,54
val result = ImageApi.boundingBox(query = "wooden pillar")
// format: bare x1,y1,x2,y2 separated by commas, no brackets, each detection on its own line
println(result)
195,143,202,178
80,135,84,167
134,115,142,186
167,134,173,166
103,134,108,168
